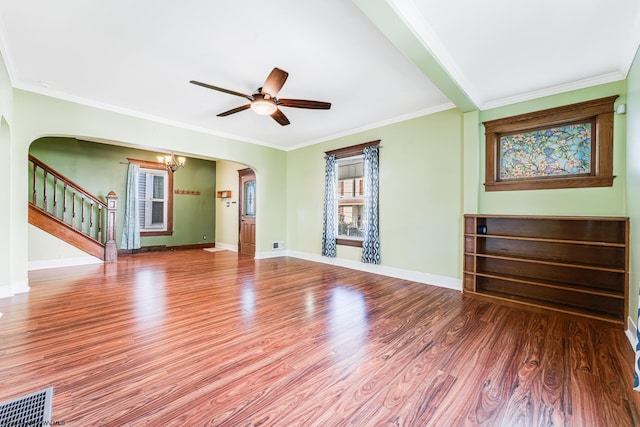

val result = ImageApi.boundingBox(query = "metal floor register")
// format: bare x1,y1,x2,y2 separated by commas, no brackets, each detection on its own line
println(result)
0,387,54,426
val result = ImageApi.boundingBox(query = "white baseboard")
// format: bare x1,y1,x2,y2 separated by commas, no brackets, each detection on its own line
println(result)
627,316,638,350
0,280,31,299
215,242,238,252
285,250,462,291
0,285,14,298
28,256,103,271
255,249,287,259
12,281,30,294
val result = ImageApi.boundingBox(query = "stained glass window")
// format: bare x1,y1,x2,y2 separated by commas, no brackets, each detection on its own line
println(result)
244,180,256,217
499,122,593,180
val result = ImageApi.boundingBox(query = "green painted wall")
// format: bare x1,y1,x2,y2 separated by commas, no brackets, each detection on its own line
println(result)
29,137,216,248
477,81,627,216
626,48,640,324
287,108,464,281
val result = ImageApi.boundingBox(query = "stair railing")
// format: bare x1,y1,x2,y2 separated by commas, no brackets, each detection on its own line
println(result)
28,154,118,262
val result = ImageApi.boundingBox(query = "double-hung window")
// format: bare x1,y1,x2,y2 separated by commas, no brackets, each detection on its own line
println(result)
139,168,168,232
337,155,365,243
128,158,174,236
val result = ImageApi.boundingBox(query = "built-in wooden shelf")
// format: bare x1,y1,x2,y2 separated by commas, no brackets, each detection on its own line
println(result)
463,214,629,327
217,190,232,198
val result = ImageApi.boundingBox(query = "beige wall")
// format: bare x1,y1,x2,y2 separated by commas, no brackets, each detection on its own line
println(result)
215,160,247,250
28,225,102,269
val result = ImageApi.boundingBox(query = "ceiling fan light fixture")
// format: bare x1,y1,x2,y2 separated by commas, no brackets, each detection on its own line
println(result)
190,67,330,126
251,98,277,115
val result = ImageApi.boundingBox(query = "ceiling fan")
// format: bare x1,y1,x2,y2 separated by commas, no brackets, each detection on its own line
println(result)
190,67,331,126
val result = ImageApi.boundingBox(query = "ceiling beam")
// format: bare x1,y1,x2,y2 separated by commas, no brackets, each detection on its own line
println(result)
352,0,478,112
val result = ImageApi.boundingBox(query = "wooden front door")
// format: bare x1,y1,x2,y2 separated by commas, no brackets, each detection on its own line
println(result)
239,168,256,256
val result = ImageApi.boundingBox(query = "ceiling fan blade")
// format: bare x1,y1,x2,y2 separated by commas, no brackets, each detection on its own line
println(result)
190,80,253,100
278,98,331,110
261,68,289,98
217,104,251,117
271,108,290,126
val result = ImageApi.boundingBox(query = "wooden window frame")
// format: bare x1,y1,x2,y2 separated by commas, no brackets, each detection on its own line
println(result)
326,140,380,248
128,158,174,236
483,96,618,191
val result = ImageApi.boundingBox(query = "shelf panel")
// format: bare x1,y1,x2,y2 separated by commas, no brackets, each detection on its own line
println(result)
475,234,626,248
467,289,624,325
463,273,475,292
464,216,476,235
475,216,627,244
478,237,625,270
476,277,624,322
475,255,624,294
475,252,625,273
475,272,623,299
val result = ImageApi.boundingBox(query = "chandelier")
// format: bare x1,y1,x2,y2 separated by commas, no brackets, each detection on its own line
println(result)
157,153,186,172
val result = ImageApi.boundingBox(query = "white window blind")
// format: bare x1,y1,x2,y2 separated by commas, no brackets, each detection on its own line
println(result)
138,169,168,231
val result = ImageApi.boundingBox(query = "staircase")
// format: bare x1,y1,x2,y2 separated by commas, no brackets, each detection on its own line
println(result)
28,155,118,262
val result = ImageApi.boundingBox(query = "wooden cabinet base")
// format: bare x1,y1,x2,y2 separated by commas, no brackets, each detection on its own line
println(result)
463,214,629,327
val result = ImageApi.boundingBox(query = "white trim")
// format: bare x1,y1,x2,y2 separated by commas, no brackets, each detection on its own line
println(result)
254,250,287,260
12,281,30,295
286,103,456,151
480,72,626,110
285,250,461,290
214,242,238,252
28,257,103,271
0,285,14,299
627,316,638,351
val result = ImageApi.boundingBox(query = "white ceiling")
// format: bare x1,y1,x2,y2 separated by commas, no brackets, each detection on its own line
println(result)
0,0,639,150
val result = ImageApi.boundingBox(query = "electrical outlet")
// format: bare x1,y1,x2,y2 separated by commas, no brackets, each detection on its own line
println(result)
203,234,207,240
272,241,284,250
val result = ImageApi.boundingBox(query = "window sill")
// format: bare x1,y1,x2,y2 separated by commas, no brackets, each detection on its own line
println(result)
141,230,173,237
484,175,615,191
336,238,363,248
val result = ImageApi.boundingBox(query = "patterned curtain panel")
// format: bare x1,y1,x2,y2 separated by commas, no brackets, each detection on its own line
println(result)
120,163,141,250
635,301,640,391
361,146,381,264
321,154,337,257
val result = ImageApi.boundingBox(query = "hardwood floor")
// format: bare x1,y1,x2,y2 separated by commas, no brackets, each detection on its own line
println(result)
1,250,639,426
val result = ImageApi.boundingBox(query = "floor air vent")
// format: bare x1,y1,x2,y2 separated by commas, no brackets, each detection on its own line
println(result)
0,387,54,425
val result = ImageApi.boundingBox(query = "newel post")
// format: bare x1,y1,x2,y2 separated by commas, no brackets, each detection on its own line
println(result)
105,191,118,262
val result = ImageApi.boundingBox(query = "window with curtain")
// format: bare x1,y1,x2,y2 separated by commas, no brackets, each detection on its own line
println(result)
128,158,174,237
322,140,380,264
139,169,168,231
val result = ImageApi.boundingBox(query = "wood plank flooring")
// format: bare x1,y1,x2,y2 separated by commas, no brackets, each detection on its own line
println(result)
1,250,639,426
